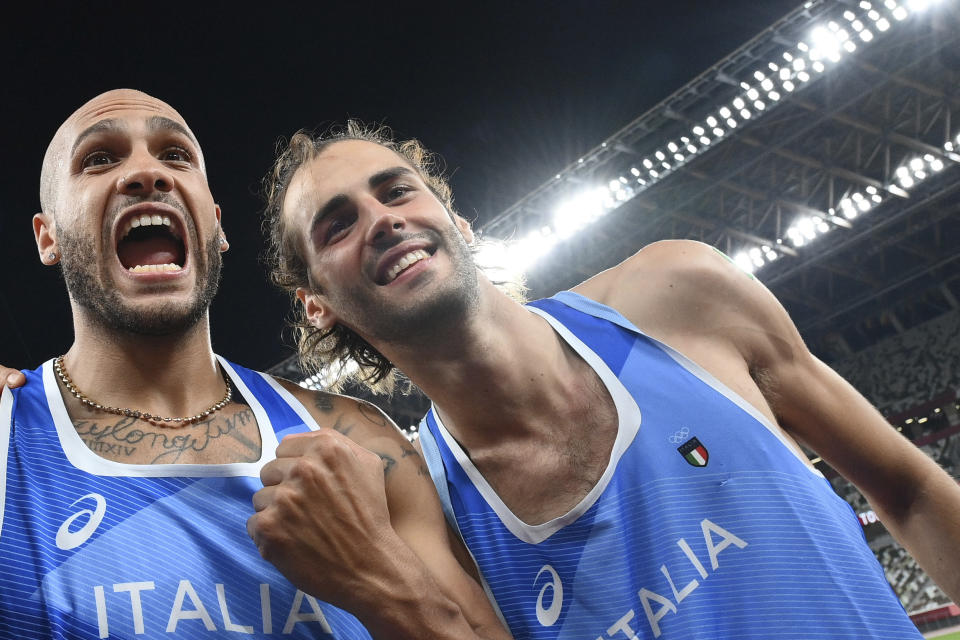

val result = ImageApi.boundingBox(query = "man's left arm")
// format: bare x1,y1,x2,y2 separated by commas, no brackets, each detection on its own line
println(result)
690,245,960,602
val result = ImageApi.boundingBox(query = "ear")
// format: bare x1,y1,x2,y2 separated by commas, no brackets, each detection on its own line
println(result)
453,214,475,244
296,287,338,331
33,213,59,265
215,205,229,252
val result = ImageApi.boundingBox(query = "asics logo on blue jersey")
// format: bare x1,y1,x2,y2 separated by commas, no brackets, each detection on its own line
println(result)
534,564,564,626
55,493,107,550
668,427,690,444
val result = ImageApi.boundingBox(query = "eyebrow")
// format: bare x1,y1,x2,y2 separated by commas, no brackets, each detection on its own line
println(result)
70,116,199,157
307,166,415,241
146,116,199,147
71,119,125,156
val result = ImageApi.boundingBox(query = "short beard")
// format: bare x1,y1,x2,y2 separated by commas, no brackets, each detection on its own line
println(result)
333,224,480,347
58,228,222,337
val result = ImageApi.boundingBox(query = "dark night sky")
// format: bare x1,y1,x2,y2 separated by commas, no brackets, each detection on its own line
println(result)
0,1,800,373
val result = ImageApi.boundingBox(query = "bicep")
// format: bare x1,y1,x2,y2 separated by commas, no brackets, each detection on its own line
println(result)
715,262,940,516
767,349,939,515
382,444,506,635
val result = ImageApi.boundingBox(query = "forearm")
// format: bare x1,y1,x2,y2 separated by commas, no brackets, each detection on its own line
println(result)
867,468,960,603
767,358,960,603
345,536,509,640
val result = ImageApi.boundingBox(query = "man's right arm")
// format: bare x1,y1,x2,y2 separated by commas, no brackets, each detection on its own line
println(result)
248,381,512,640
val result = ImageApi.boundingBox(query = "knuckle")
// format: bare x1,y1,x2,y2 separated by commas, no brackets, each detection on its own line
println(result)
289,456,320,480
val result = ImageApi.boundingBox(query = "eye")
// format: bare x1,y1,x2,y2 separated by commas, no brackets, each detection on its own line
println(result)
81,151,117,169
161,147,192,163
324,215,355,243
385,184,413,202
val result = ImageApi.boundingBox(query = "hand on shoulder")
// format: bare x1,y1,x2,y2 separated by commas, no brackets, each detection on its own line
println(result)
0,365,26,390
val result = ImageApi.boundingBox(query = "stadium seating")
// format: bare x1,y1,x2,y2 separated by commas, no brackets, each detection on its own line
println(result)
832,309,960,415
825,309,960,613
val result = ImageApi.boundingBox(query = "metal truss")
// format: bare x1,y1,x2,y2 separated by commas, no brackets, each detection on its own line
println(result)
481,0,960,360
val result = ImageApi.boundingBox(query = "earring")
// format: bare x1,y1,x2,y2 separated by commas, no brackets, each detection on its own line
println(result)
48,252,57,261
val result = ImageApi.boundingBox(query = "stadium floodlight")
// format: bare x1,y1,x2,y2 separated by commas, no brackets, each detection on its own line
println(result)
299,359,361,391
484,0,958,281
733,251,756,273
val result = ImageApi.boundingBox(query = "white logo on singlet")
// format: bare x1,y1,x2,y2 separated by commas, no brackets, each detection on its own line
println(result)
55,493,107,550
534,564,564,626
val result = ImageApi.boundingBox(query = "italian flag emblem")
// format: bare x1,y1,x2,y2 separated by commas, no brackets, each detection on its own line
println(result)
678,437,709,467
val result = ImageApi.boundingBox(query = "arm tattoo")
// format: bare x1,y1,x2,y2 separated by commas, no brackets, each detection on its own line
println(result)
331,416,354,437
378,452,397,476
313,393,334,414
358,402,389,429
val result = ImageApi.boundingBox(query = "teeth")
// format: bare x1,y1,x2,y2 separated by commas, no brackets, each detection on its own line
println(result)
119,212,179,240
128,263,183,273
385,250,429,282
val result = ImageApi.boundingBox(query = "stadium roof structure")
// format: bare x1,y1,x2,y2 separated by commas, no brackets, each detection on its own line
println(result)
481,0,960,357
271,0,960,428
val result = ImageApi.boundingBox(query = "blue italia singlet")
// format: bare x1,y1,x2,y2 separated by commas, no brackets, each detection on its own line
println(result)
0,356,373,640
418,291,920,640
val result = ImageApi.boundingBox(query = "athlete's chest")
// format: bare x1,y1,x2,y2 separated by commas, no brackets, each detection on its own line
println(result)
475,398,619,525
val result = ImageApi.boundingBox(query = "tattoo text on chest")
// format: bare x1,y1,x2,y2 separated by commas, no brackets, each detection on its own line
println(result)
73,408,260,463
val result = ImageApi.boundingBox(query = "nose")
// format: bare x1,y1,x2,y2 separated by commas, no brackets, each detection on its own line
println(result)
362,200,406,246
116,154,175,196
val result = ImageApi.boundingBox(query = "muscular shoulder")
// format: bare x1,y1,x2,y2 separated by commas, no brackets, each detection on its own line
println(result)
271,377,406,446
574,240,748,320
574,240,803,367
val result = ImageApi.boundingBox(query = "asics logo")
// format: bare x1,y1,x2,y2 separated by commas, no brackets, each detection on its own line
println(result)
668,427,690,444
55,493,107,550
534,564,564,626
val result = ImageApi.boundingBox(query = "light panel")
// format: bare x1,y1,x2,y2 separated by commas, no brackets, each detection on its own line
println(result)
480,0,956,281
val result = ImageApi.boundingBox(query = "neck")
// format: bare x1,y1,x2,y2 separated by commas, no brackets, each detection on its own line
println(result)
378,282,584,448
62,308,224,421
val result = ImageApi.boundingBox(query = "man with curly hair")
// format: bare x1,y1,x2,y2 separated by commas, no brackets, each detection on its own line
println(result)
255,123,959,639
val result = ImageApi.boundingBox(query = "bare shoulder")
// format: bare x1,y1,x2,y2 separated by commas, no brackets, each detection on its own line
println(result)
271,377,406,444
572,239,754,325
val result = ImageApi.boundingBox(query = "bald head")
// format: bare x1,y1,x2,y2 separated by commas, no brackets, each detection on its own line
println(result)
40,89,204,214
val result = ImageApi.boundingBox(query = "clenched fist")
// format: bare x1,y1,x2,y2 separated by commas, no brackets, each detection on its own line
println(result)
248,429,405,615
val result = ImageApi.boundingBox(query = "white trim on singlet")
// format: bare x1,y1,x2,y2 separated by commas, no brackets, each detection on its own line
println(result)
258,373,322,432
551,291,822,477
0,386,13,538
650,338,823,477
41,357,278,477
431,306,643,544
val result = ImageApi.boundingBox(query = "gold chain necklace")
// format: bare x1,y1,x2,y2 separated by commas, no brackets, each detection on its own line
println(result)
54,355,232,428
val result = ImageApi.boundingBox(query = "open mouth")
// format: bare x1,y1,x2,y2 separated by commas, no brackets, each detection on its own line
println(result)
116,212,187,273
381,248,433,284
